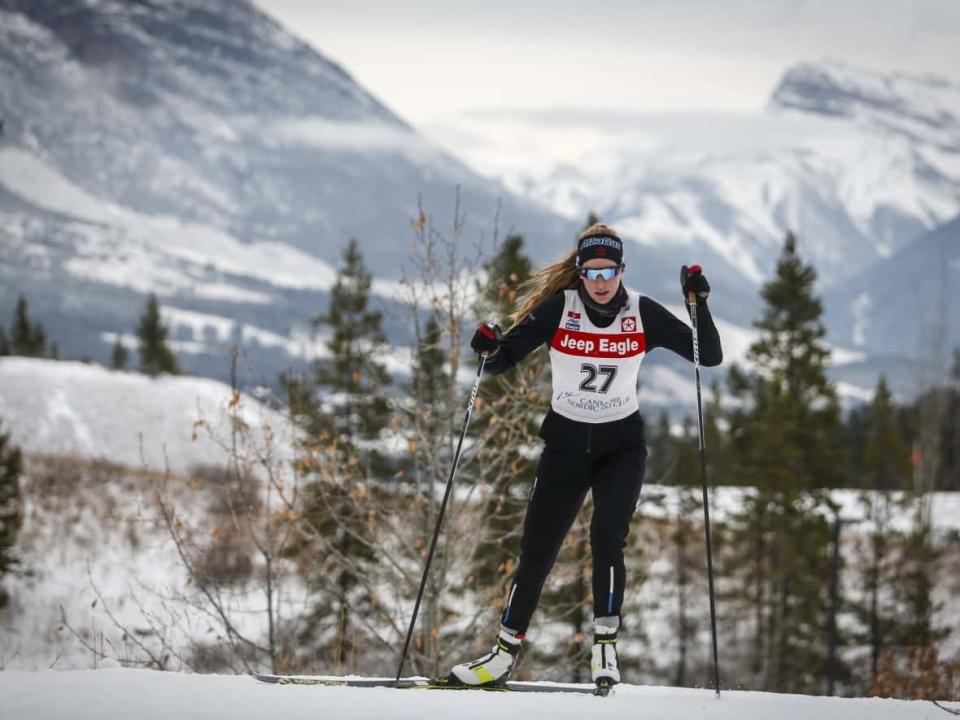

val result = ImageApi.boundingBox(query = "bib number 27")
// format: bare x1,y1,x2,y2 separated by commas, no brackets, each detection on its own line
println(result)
579,363,617,393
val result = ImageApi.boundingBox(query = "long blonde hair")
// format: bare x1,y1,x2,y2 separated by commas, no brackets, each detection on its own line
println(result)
508,248,579,328
508,223,622,328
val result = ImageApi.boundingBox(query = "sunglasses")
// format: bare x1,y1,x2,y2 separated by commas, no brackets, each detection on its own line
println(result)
578,265,623,281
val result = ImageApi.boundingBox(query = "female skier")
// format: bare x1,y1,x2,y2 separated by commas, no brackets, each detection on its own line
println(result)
449,223,722,688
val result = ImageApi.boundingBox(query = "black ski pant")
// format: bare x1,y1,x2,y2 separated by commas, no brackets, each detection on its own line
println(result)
500,410,646,634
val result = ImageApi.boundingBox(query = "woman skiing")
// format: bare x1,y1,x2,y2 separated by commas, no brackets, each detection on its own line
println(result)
449,223,723,688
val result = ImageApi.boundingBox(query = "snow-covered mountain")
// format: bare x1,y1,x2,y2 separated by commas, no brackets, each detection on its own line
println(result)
0,0,570,382
1,1,955,402
772,61,960,151
506,60,960,371
823,215,960,381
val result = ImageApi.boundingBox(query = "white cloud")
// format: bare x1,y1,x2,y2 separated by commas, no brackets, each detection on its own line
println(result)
264,116,445,167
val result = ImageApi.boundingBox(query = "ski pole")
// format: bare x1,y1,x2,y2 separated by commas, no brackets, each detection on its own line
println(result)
687,291,721,696
395,352,488,682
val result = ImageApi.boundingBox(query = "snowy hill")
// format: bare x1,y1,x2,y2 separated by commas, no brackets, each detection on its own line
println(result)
0,667,955,720
0,356,293,475
0,0,570,381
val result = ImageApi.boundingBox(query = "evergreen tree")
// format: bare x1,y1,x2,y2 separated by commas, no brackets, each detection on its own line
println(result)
670,418,706,686
478,233,532,317
278,369,325,437
890,508,947,653
312,238,390,444
0,327,9,356
293,239,390,670
137,294,180,376
850,376,913,689
10,295,46,357
936,348,960,490
409,315,449,447
0,421,23,609
724,232,847,693
863,377,911,490
111,338,129,370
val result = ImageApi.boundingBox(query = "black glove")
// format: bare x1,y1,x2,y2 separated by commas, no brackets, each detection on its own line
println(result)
681,265,710,303
470,322,501,357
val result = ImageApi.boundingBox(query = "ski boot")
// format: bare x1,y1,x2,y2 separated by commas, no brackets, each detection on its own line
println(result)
448,626,523,687
591,617,620,694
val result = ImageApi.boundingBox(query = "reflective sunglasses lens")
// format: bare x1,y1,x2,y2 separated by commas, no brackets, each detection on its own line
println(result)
582,267,619,281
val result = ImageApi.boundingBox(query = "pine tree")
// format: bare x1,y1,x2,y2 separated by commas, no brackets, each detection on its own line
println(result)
0,421,23,609
670,418,705,686
724,232,847,693
313,238,390,444
937,348,960,490
478,233,533,318
890,509,947,652
0,327,9,356
297,239,390,670
850,376,913,689
409,315,449,448
111,338,129,370
863,377,911,490
10,295,46,357
137,294,180,376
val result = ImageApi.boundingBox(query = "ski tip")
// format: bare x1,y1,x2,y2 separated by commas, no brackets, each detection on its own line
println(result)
593,679,616,697
933,700,960,716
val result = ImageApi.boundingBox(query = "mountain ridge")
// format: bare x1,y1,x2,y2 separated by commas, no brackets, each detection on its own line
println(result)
0,0,572,382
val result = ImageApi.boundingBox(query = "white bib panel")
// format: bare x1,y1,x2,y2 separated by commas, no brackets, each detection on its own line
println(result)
548,289,646,423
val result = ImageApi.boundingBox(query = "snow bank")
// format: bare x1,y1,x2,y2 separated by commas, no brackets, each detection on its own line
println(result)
0,667,947,720
0,357,294,475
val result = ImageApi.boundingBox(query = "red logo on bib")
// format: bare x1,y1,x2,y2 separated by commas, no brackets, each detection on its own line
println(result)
621,317,637,332
551,328,646,358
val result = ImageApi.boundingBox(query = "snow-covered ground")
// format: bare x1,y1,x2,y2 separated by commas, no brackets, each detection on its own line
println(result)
0,667,954,720
1,356,957,687
0,357,294,475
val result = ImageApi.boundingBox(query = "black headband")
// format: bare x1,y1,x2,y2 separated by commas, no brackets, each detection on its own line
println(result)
577,234,623,265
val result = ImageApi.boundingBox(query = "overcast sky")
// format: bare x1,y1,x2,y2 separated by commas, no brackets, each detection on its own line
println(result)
254,0,960,174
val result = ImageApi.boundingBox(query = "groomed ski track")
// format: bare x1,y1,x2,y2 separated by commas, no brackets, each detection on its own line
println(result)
1,667,954,720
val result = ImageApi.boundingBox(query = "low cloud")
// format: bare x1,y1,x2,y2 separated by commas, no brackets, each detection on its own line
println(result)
265,116,446,167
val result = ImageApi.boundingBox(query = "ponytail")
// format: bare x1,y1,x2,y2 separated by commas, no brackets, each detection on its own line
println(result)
508,248,579,329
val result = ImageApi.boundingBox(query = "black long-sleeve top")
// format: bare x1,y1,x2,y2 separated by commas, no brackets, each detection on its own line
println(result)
484,290,722,376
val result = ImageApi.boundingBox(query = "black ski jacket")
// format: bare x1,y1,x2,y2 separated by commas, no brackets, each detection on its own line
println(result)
484,290,722,376
483,289,723,453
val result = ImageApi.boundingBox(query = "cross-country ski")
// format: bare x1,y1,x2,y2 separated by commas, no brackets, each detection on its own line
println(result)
252,673,612,695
